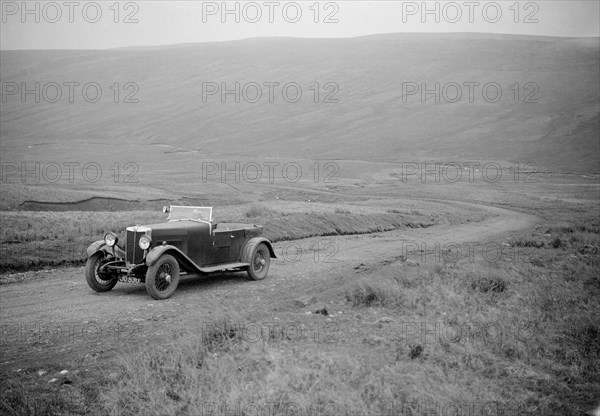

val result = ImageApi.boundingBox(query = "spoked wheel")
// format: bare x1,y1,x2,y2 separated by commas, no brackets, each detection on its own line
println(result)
85,252,118,292
145,254,180,300
246,242,270,280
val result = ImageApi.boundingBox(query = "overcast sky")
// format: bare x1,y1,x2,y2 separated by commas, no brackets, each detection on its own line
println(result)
1,0,598,50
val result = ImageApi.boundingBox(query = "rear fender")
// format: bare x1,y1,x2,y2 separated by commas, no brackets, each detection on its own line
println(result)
243,237,277,259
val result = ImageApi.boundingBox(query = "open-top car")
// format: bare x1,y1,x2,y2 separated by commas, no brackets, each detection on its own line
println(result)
85,205,276,299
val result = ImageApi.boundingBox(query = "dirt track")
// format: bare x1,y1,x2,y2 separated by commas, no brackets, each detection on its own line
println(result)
0,200,538,370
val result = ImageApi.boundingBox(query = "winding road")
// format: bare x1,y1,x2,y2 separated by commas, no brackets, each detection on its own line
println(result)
0,200,538,371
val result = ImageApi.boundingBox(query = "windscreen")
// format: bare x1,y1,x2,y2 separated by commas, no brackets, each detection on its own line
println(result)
167,206,212,222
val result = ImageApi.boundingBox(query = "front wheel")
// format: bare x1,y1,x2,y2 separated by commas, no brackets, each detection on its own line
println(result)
246,242,270,280
145,254,180,300
85,252,118,292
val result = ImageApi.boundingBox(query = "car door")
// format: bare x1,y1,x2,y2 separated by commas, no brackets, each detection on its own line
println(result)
210,228,246,264
211,231,233,264
226,229,246,262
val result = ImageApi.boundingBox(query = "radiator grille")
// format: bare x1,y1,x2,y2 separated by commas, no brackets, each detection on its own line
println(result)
126,228,148,265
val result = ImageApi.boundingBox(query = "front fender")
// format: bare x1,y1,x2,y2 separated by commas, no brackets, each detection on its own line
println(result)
145,245,200,273
86,240,106,258
86,240,125,259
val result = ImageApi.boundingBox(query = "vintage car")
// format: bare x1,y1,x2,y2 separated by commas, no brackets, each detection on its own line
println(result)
85,205,276,299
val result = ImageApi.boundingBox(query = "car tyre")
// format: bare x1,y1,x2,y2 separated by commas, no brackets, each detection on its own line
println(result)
145,254,180,300
245,242,270,280
85,252,118,292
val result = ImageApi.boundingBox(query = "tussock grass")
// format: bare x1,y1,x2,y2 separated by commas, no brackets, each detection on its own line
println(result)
3,215,599,415
549,222,599,234
101,341,373,416
551,236,565,248
0,383,76,416
200,316,247,353
470,275,508,294
508,224,600,250
567,320,600,364
344,278,404,307
244,203,275,219
97,314,378,416
545,221,600,250
511,237,544,248
328,218,598,415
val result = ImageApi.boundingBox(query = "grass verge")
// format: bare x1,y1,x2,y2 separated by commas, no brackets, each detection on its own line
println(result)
0,202,433,274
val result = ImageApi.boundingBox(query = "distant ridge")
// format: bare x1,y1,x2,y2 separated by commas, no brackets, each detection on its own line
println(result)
1,33,598,172
6,32,598,52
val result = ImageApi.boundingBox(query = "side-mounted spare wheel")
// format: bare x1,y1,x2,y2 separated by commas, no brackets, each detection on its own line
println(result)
145,254,180,300
85,252,118,292
243,241,271,280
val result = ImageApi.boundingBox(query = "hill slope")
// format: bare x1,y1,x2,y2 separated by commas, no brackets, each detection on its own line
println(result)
1,33,598,172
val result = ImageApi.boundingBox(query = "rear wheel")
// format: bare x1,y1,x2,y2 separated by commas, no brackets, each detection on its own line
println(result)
85,252,118,292
246,242,270,280
145,254,180,300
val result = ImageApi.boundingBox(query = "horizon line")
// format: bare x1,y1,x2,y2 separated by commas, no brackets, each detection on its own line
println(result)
2,31,599,52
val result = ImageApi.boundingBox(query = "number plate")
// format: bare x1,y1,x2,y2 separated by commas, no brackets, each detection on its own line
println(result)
118,276,141,284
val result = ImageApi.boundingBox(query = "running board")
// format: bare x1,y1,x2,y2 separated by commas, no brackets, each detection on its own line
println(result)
198,262,250,273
